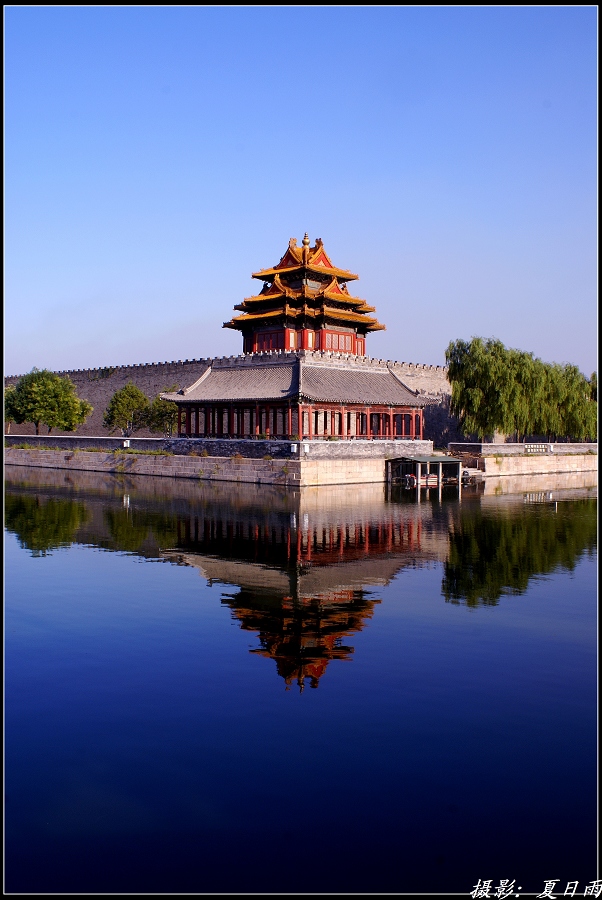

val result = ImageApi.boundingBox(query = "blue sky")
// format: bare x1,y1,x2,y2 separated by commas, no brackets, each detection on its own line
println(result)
5,6,597,376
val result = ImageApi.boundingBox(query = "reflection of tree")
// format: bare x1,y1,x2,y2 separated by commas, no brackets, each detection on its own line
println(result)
103,508,179,554
4,494,88,557
442,500,597,606
222,588,380,691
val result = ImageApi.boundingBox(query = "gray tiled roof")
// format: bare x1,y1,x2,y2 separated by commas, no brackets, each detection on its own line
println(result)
162,358,422,407
163,364,298,403
300,366,420,406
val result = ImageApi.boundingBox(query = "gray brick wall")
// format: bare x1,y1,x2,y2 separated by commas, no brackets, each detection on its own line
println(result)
5,433,433,459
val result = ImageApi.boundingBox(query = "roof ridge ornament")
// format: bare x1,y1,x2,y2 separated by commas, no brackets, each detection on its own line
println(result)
302,232,310,265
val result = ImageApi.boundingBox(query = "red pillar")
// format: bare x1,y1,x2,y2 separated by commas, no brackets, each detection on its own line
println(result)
185,407,191,435
178,406,182,436
288,405,292,437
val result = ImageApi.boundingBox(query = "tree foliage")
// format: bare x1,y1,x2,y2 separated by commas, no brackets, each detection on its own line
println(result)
145,386,179,438
445,338,597,441
442,500,597,606
5,494,89,556
5,369,93,435
5,385,17,433
103,383,150,437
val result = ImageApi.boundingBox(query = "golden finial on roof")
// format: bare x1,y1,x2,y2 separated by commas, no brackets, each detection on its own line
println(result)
302,233,310,248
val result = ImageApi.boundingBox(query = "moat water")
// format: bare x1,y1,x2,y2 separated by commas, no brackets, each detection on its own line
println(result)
4,467,597,894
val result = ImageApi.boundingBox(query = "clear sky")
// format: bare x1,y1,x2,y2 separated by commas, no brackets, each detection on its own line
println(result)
5,6,597,377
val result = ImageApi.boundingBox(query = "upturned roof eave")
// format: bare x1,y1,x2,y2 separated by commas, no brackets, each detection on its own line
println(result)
239,290,368,308
252,263,359,282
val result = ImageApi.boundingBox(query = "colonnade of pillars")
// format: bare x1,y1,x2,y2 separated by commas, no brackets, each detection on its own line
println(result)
300,407,423,439
177,404,423,439
178,404,298,438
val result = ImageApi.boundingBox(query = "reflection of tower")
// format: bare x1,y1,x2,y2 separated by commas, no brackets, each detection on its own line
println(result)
222,588,380,691
162,482,449,690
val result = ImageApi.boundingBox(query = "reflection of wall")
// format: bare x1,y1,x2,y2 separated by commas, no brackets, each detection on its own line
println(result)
5,467,597,684
481,471,598,497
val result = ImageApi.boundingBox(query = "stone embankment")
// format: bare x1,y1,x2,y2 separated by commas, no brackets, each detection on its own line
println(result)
479,453,597,477
448,442,597,479
4,436,434,486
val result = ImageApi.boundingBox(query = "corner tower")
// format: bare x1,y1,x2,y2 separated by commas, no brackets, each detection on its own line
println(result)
223,234,385,355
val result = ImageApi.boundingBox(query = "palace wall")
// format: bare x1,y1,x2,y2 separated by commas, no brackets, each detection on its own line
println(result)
4,358,212,439
4,353,461,445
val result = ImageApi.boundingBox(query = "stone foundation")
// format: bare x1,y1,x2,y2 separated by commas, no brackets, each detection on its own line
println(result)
4,446,422,486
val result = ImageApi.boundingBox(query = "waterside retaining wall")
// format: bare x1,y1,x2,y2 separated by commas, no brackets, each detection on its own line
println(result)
479,453,597,478
5,444,428,487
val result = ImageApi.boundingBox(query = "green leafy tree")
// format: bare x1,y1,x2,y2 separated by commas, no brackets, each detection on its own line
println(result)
146,386,179,438
559,364,597,441
103,383,149,437
5,369,93,435
589,372,597,402
445,338,516,438
446,337,597,441
5,385,18,433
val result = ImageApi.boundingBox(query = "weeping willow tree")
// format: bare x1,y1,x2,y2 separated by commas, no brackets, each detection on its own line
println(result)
445,337,597,441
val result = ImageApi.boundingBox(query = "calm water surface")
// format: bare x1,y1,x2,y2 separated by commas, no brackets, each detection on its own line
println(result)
4,467,597,893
